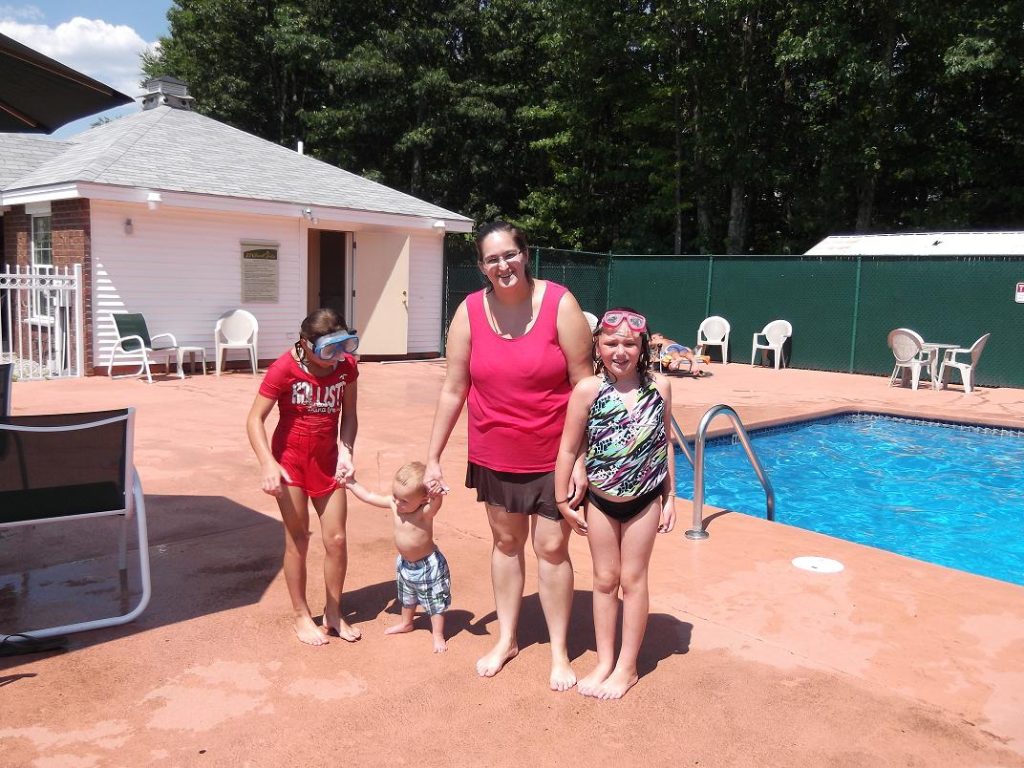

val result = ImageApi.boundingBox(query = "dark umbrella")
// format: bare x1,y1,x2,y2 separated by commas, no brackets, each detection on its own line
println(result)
0,32,134,134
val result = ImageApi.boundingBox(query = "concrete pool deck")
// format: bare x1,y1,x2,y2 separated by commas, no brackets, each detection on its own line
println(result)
2,362,1023,767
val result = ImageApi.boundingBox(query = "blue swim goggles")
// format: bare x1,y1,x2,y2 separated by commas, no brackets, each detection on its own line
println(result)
312,330,359,360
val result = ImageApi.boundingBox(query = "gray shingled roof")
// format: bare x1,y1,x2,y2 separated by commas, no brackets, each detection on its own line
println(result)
0,134,70,188
2,106,471,222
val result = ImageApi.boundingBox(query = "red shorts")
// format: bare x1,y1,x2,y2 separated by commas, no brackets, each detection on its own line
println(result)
272,429,339,498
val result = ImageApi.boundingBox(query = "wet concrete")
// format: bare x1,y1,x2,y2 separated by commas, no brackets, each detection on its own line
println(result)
2,362,1023,767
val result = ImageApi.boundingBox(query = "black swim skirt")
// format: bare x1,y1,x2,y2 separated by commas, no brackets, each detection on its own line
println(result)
465,462,562,521
586,486,663,523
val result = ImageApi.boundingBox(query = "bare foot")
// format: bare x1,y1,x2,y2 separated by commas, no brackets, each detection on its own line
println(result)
294,616,328,646
430,614,446,652
595,669,638,700
549,654,577,692
476,640,518,677
577,665,613,697
321,611,362,642
384,622,414,636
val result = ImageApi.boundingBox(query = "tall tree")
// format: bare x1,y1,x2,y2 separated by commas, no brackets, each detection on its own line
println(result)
518,0,667,251
144,0,1024,254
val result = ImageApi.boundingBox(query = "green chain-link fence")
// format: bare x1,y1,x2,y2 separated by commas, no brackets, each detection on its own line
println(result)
444,241,1024,388
442,242,609,346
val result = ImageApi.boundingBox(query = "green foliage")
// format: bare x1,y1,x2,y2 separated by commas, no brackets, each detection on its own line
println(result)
146,0,1024,253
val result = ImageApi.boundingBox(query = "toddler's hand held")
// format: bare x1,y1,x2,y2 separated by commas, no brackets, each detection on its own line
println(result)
423,462,448,497
426,480,449,497
335,456,354,484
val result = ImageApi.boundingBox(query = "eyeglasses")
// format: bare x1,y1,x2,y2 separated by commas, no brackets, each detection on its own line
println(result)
481,249,523,268
311,330,359,360
601,310,647,333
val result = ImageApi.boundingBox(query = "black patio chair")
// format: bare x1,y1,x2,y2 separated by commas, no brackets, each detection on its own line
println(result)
0,362,11,416
0,407,151,640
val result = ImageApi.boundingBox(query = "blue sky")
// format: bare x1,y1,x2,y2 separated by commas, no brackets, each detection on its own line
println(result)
1,1,173,135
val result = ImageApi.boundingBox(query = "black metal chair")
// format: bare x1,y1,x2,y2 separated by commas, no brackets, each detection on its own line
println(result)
0,407,151,640
0,362,11,416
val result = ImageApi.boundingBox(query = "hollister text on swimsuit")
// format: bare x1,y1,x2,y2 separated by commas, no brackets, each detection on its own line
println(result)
291,380,348,413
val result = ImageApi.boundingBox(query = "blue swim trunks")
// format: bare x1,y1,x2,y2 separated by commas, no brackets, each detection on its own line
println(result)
395,548,451,616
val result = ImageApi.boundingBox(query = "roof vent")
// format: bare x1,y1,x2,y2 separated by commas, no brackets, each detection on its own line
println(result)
141,76,194,111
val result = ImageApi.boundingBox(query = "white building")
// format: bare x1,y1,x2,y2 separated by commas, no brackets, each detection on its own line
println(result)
0,77,473,374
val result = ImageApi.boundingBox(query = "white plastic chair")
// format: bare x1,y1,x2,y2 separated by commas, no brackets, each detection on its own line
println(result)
887,328,931,390
938,333,990,394
697,316,730,364
751,319,792,369
582,311,599,334
215,309,259,375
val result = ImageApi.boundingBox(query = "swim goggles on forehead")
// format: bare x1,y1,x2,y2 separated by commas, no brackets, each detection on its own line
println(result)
600,310,647,333
311,331,359,360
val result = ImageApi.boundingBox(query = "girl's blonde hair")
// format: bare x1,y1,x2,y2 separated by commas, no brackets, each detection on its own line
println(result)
393,461,427,494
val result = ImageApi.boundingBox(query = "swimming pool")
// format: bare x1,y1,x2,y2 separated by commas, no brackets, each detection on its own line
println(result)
674,413,1024,586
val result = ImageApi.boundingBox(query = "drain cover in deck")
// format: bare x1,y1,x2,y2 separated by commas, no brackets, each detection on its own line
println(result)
792,556,844,574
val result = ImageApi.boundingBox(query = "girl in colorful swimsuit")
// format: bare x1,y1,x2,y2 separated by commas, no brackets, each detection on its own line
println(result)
554,308,677,699
246,308,360,646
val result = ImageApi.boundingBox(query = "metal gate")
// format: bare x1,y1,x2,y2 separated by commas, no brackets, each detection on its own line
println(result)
0,264,84,379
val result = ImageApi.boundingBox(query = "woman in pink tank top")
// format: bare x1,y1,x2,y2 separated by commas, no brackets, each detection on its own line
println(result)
426,221,593,691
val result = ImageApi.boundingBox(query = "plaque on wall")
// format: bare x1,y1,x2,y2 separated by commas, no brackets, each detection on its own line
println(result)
241,241,279,303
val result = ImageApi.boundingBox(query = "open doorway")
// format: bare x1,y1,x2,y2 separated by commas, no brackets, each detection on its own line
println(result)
307,230,352,326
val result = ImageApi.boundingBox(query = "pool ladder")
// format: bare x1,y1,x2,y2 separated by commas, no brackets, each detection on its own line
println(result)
670,404,775,540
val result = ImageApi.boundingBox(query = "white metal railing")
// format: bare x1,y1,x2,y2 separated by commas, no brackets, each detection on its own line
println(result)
0,264,84,379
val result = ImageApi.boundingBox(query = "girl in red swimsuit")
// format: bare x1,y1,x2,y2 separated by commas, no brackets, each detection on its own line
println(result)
246,308,360,646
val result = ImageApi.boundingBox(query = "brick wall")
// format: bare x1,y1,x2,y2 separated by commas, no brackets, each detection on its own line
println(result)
2,206,30,267
2,200,95,372
2,200,90,268
52,200,94,372
52,199,90,267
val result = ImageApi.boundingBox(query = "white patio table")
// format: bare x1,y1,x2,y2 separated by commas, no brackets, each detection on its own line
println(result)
176,346,208,377
920,342,958,390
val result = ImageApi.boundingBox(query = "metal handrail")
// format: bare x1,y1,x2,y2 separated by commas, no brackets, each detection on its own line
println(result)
685,404,775,540
669,414,694,466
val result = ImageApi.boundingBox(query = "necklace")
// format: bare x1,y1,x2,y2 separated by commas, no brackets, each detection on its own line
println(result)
484,285,537,338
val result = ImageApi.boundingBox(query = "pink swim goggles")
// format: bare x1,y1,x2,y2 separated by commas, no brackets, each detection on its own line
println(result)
600,310,647,333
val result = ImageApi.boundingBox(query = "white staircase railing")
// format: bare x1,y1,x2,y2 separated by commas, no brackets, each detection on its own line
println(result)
0,264,84,379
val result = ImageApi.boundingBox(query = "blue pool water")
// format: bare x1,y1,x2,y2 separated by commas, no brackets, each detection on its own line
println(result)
674,414,1024,586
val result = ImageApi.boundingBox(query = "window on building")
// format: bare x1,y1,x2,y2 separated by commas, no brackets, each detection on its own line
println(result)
29,214,54,320
31,214,53,268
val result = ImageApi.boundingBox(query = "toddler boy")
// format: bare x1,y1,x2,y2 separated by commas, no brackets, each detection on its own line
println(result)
347,462,450,652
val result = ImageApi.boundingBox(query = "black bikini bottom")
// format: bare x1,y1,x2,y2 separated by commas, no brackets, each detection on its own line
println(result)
586,486,662,523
